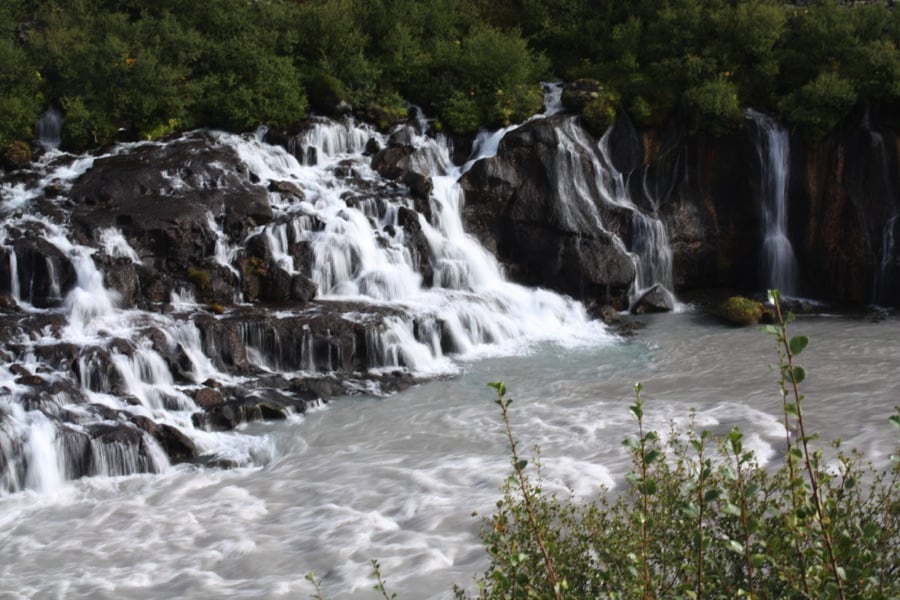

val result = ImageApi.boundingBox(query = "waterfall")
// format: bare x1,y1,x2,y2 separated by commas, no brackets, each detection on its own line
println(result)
747,109,799,296
866,116,899,305
35,106,63,152
542,117,675,309
0,97,617,495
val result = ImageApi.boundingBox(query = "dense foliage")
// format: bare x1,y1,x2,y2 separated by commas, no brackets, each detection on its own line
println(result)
460,293,899,599
1,0,899,150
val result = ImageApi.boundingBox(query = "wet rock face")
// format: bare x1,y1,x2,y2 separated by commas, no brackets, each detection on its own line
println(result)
626,124,764,293
0,238,79,308
789,119,900,306
461,115,636,308
69,132,273,274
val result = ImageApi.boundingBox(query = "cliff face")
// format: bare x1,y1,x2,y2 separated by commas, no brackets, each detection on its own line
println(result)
632,108,900,306
462,108,900,307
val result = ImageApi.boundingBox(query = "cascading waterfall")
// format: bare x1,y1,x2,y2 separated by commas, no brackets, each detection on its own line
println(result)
0,96,615,495
0,153,277,495
545,117,675,308
747,108,799,296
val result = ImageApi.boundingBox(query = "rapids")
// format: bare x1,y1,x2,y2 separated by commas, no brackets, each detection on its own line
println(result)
1,312,897,599
1,86,896,598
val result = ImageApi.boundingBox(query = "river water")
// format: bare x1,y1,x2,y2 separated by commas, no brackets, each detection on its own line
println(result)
2,308,897,599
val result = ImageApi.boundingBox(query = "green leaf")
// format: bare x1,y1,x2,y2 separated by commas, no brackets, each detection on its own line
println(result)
623,437,640,450
761,324,781,336
784,403,799,417
767,289,780,305
633,381,643,394
516,459,528,470
723,502,742,517
487,381,507,397
704,489,721,503
792,366,806,384
889,414,900,429
726,539,744,554
682,502,700,519
751,553,767,568
645,449,660,465
629,403,643,420
789,335,809,355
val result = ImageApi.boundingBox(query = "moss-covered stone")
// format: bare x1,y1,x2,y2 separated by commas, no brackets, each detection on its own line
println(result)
2,140,32,170
308,73,351,116
187,266,211,291
717,295,775,326
359,94,407,132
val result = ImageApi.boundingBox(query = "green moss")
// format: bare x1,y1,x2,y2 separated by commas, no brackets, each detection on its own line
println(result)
308,73,350,116
2,140,32,169
719,295,766,326
360,91,408,132
186,266,211,291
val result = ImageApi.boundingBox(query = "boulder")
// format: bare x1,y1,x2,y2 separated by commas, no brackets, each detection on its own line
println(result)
290,274,318,303
69,133,273,275
632,284,675,314
461,115,636,308
716,296,774,326
1,141,32,171
5,238,78,308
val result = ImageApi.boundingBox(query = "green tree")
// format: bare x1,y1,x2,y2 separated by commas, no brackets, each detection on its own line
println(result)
0,21,43,148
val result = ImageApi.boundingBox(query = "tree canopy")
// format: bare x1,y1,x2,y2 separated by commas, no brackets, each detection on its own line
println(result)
1,0,898,150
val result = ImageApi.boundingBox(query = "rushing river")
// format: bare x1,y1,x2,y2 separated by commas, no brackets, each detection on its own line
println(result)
2,309,897,599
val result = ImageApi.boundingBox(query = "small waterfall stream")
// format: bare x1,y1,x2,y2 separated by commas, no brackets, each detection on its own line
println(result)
546,117,675,308
747,109,800,295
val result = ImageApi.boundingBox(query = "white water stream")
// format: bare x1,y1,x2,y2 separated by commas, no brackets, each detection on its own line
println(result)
747,109,800,296
1,312,897,599
1,92,894,598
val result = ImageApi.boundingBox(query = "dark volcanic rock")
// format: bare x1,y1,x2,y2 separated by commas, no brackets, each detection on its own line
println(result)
69,133,272,275
396,207,434,287
0,238,79,308
461,115,636,308
632,284,675,314
192,389,305,431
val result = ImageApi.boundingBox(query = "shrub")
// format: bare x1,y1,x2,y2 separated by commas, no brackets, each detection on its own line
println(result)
458,290,899,599
685,77,743,136
778,71,858,143
581,90,618,138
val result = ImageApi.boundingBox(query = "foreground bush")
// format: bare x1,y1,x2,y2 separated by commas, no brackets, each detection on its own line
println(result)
458,290,899,599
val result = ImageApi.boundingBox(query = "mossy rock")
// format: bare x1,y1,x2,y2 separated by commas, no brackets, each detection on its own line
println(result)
187,266,211,291
359,102,407,133
308,73,352,116
2,140,32,170
717,295,775,326
561,79,606,112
